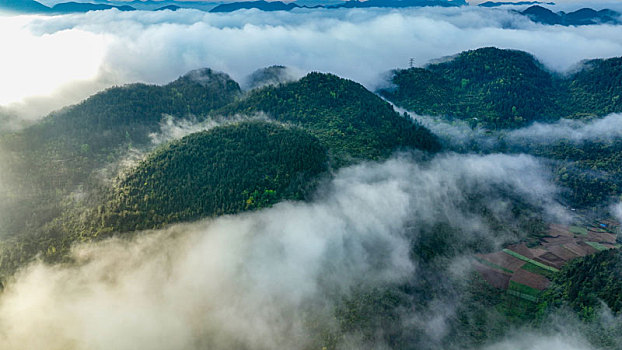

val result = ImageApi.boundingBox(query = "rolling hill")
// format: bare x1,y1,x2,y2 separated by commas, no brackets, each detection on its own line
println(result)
0,0,50,13
218,72,441,163
380,47,622,129
0,68,241,238
0,68,441,281
520,5,620,26
96,121,328,233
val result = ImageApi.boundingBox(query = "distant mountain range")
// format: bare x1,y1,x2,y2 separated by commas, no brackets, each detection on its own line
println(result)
0,0,54,13
478,1,554,7
0,0,467,14
0,1,619,28
210,1,301,13
0,0,135,13
520,5,620,26
210,0,467,12
51,2,135,13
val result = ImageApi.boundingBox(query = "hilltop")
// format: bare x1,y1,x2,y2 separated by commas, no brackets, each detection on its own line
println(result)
94,122,327,233
380,47,622,129
0,68,241,238
218,72,441,163
520,5,620,26
0,68,440,279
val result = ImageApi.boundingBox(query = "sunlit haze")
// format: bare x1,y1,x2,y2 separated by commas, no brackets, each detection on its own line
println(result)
0,15,106,105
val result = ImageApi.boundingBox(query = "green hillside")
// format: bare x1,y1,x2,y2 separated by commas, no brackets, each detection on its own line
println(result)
381,47,622,129
528,139,622,207
536,248,622,349
218,72,441,163
0,68,241,238
0,69,443,280
566,57,622,117
2,68,240,192
540,248,622,318
97,121,328,233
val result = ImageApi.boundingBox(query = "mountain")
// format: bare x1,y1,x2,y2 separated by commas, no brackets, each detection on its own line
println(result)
380,48,622,207
96,121,328,233
217,72,441,163
210,1,299,12
540,248,622,320
381,47,560,129
209,0,464,12
0,0,198,14
0,68,241,239
244,65,296,90
0,68,441,277
50,2,136,13
566,57,622,117
520,5,561,24
380,47,622,129
154,5,180,11
0,68,241,277
478,1,554,7
330,0,465,9
520,5,620,26
0,0,50,13
564,8,620,26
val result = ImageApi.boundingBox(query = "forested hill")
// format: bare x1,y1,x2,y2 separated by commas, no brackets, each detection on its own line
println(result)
566,57,622,117
218,72,441,163
94,122,328,233
0,69,441,280
1,68,240,193
0,68,240,239
540,248,622,320
380,47,622,129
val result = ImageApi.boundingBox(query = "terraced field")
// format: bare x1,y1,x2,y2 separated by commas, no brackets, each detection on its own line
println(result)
475,219,621,302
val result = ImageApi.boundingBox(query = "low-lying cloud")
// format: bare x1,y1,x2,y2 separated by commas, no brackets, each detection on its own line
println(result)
402,110,622,152
507,113,622,144
611,202,622,223
3,5,622,120
0,153,566,350
483,334,594,350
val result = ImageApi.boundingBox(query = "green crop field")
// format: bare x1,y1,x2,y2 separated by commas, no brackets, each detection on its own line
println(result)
569,225,588,235
502,249,559,273
474,256,514,274
520,262,556,279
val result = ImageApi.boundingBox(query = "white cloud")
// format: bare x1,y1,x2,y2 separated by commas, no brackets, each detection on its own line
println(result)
0,153,565,350
2,6,622,119
482,334,594,350
507,113,622,144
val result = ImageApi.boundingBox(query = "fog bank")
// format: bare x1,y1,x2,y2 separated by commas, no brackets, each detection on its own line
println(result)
0,153,566,349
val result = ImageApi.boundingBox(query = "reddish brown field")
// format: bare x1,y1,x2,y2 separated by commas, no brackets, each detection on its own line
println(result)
476,222,619,294
474,263,512,289
510,269,550,290
477,251,525,272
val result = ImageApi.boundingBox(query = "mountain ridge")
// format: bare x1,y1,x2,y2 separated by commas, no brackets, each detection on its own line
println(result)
380,47,622,129
520,5,620,26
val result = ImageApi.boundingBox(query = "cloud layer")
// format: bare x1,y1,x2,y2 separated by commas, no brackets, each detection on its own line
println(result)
3,6,622,119
0,153,565,350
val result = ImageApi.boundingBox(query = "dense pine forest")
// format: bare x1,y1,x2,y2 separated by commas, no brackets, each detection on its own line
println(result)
218,72,441,163
0,70,440,281
98,122,328,233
